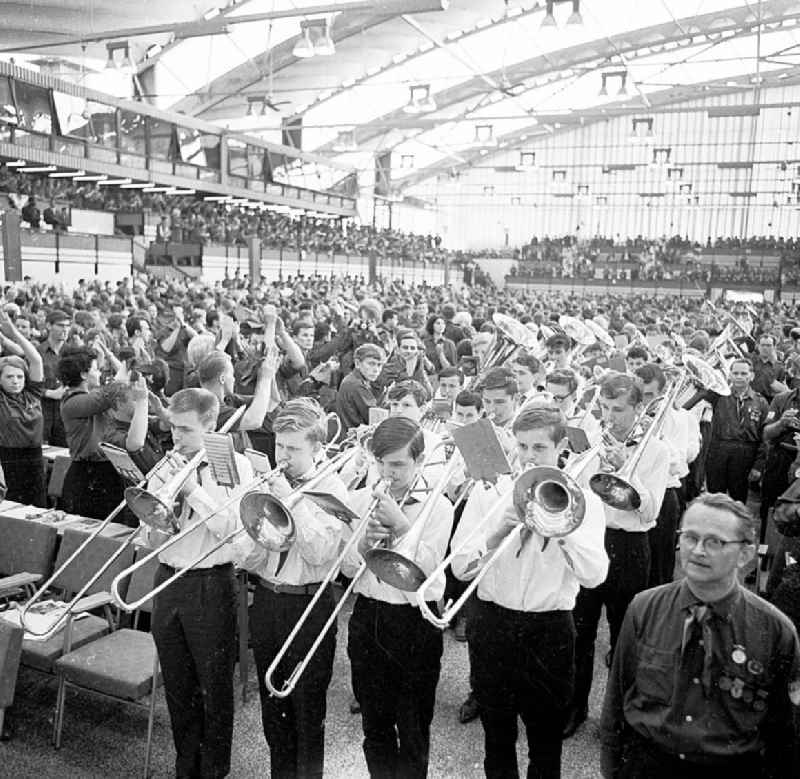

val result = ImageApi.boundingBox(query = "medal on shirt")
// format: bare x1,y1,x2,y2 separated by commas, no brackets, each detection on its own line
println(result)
730,678,745,699
731,645,747,665
746,659,763,676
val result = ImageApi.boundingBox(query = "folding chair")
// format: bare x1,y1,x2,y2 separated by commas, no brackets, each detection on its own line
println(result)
20,528,135,675
46,456,72,508
0,515,58,604
53,546,162,778
0,621,23,739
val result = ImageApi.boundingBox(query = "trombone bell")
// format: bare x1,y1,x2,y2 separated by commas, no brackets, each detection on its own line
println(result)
588,472,641,512
239,492,295,552
363,548,426,592
514,466,586,537
124,485,180,533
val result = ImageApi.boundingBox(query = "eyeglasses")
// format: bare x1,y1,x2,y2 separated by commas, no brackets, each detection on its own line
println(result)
678,531,749,554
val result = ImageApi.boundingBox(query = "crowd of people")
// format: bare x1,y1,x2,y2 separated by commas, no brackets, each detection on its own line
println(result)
513,233,800,287
0,266,799,778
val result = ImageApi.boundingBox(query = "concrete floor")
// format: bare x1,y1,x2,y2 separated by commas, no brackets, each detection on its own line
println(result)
1,596,611,779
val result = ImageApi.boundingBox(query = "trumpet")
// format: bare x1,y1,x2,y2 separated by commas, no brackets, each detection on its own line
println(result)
416,444,600,629
264,440,453,698
19,405,247,637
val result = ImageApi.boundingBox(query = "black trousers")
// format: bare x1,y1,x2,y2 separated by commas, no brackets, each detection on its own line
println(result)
647,487,682,588
571,529,650,717
468,600,575,779
152,563,237,779
0,445,45,506
41,398,66,447
250,584,337,779
705,440,759,504
61,459,124,519
760,446,795,542
347,595,443,779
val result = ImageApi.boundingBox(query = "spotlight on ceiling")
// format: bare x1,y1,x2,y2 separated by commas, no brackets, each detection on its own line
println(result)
567,0,583,25
403,84,437,114
541,0,557,27
293,18,335,59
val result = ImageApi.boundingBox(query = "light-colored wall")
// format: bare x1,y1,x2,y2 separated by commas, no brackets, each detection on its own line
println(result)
407,84,800,250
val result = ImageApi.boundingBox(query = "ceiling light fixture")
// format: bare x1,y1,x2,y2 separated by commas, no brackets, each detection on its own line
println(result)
293,18,335,59
567,0,583,25
403,84,437,114
105,41,129,70
516,150,536,171
541,0,557,27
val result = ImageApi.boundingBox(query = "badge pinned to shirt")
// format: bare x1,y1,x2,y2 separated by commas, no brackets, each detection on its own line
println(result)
731,645,747,665
747,659,763,676
789,680,800,706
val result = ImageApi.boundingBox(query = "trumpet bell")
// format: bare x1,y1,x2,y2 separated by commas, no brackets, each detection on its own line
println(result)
239,492,295,552
588,473,642,512
124,486,179,532
513,466,586,537
364,548,427,592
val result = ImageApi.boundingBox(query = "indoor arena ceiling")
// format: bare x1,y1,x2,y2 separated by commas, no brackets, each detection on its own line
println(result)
5,0,800,190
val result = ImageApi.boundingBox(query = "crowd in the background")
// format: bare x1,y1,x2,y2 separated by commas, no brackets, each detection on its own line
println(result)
513,232,800,286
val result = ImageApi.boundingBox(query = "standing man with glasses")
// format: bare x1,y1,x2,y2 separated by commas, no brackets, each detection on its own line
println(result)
600,493,800,778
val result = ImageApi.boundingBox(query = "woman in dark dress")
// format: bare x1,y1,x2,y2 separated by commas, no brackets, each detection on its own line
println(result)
0,310,46,505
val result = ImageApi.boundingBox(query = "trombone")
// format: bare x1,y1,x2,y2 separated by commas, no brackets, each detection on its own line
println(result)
416,444,601,629
264,440,456,698
18,405,247,638
589,369,690,511
110,445,360,612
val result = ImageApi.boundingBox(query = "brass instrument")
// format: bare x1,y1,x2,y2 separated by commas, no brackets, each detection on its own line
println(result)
19,405,247,637
465,313,542,390
110,446,359,612
416,444,600,629
589,371,687,511
263,439,451,698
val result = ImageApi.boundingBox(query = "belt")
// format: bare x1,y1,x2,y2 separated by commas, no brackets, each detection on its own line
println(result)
258,578,324,596
160,562,233,576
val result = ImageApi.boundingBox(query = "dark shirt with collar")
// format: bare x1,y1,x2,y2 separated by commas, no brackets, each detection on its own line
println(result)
601,579,800,775
710,387,768,444
764,388,800,451
336,369,377,433
36,340,62,390
751,354,786,401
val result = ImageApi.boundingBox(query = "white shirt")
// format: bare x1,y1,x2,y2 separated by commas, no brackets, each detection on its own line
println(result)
235,468,350,586
659,407,701,486
450,473,609,612
146,452,254,569
574,437,670,532
341,485,453,606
